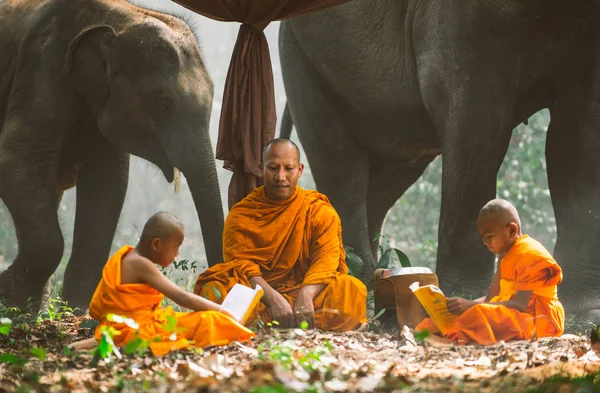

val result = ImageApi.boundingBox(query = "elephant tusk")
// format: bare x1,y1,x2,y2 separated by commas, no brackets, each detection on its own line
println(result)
174,167,180,194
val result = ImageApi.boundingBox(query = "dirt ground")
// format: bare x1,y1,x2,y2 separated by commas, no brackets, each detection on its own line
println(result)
1,315,600,393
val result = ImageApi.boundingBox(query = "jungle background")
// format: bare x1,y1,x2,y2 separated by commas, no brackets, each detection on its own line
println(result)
0,0,555,292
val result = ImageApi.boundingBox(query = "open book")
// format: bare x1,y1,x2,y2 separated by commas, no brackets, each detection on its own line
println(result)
409,281,457,335
220,283,264,325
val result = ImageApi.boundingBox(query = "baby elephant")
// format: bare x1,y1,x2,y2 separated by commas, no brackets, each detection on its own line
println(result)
0,0,223,313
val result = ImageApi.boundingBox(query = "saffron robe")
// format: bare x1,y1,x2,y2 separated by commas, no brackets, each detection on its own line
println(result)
417,235,564,345
194,186,367,331
89,246,254,356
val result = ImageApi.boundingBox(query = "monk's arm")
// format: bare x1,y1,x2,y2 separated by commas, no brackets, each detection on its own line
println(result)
486,290,533,312
134,259,228,314
249,276,294,327
447,268,502,314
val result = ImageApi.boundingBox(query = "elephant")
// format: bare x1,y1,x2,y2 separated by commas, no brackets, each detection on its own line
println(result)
279,0,600,322
0,0,224,313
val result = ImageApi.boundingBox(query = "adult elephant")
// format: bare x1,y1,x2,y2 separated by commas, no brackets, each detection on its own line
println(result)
0,0,223,313
280,0,600,321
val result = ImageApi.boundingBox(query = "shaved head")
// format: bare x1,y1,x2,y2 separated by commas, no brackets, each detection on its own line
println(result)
140,212,184,245
478,199,521,228
262,138,301,163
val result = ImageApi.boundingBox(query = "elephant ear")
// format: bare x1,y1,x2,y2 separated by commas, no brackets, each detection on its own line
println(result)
62,25,118,114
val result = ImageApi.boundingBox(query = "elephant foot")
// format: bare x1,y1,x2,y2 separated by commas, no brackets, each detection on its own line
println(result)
62,282,94,315
0,264,47,315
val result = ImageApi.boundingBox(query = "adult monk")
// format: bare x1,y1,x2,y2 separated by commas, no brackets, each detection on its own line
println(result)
194,139,367,331
416,199,564,344
87,212,254,355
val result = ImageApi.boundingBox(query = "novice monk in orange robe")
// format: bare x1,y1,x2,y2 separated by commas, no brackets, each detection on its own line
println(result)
416,199,564,345
194,139,367,331
88,212,254,356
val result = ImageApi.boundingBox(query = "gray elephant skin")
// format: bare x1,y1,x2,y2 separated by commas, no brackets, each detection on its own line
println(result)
0,0,224,312
280,0,600,321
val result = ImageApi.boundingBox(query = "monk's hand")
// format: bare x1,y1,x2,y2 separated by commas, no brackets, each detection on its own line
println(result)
293,293,316,329
447,297,476,315
219,307,240,322
265,291,295,328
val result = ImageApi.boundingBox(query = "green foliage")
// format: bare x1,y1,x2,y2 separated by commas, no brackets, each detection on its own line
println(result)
124,337,150,356
251,385,291,393
414,329,430,343
0,354,28,367
92,325,122,366
30,347,46,361
258,338,333,374
526,370,600,393
171,259,198,272
36,296,73,323
344,246,364,277
0,317,12,335
300,320,309,330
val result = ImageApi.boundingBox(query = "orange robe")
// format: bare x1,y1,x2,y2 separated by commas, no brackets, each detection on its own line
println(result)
194,186,367,331
417,235,564,345
89,246,254,356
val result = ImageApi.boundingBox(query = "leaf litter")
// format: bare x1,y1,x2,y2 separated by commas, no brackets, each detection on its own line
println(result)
1,316,600,392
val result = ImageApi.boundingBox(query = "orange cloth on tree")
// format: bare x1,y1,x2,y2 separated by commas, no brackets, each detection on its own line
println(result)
416,235,564,345
194,186,367,331
89,246,254,356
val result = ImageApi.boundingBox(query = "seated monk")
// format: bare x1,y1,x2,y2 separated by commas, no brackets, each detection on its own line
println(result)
416,199,564,345
194,138,367,331
87,212,254,355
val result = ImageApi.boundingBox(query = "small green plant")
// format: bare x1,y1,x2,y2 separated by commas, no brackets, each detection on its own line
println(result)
171,259,198,272
0,317,12,335
36,296,74,323
30,347,46,361
414,329,430,343
374,234,411,270
124,336,150,357
258,338,333,374
91,314,139,366
251,384,291,393
0,353,28,367
344,246,364,277
92,325,122,366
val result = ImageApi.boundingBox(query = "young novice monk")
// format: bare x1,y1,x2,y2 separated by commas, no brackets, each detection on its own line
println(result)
417,199,564,345
87,212,254,355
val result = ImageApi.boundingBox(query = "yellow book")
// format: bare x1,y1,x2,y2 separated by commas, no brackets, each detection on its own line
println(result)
220,283,264,325
409,281,457,335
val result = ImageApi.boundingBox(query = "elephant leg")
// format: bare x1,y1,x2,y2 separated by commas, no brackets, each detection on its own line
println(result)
420,71,515,297
37,190,66,314
0,156,64,313
546,83,600,323
366,155,437,262
280,22,372,280
62,143,129,312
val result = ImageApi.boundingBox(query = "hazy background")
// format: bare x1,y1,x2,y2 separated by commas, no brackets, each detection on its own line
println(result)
0,0,555,286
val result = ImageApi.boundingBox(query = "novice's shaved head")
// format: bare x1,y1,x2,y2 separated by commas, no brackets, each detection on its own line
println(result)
477,199,522,255
140,212,184,244
478,199,521,228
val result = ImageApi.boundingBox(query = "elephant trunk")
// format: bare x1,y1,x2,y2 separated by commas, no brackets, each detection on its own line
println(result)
184,164,224,267
167,134,224,268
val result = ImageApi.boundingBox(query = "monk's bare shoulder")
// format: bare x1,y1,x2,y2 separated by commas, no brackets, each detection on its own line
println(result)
121,251,158,284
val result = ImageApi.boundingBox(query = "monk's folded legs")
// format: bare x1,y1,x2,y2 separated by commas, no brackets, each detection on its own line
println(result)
313,275,368,331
